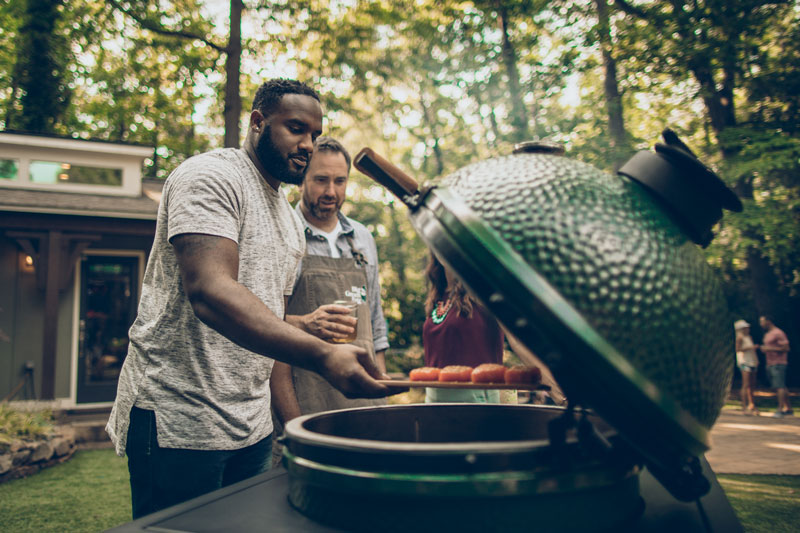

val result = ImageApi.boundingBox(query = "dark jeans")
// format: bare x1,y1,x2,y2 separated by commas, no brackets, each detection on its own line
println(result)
126,406,273,519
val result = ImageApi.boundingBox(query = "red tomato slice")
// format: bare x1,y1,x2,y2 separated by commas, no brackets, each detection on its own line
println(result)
409,367,441,382
471,363,507,383
504,365,542,384
438,365,474,382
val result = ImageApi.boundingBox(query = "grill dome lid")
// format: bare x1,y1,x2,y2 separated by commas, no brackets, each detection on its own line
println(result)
354,131,740,500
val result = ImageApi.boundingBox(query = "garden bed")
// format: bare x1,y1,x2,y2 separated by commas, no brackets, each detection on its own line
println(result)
0,404,76,484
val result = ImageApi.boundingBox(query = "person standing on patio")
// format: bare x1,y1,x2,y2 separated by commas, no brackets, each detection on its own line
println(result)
735,320,759,415
759,315,792,418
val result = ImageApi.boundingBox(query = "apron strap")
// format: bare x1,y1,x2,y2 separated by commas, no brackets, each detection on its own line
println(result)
345,234,368,267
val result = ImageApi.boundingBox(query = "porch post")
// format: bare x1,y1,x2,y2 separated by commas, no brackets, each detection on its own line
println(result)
41,230,62,399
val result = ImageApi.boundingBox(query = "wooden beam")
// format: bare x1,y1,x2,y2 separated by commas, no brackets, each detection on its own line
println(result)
41,230,62,399
60,235,101,291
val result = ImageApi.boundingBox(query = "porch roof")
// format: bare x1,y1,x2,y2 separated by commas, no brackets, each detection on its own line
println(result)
0,179,163,220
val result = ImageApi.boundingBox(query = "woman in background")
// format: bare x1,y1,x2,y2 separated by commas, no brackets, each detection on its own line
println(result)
735,319,759,415
422,253,504,403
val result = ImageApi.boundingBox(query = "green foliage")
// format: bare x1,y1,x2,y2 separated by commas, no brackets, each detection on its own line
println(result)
705,127,800,299
0,449,131,532
384,346,424,376
2,0,799,349
60,0,219,178
0,404,54,449
343,176,429,349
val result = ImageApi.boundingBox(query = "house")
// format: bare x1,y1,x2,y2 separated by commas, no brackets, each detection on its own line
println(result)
0,131,158,407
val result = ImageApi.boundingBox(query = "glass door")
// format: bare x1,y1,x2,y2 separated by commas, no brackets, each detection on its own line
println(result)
76,254,140,404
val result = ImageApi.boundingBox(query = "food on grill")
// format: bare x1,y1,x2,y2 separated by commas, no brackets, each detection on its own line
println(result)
438,365,474,382
409,367,441,382
505,365,542,385
471,363,507,383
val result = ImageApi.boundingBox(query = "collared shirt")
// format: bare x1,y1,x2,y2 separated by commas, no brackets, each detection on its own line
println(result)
294,204,389,352
307,219,344,258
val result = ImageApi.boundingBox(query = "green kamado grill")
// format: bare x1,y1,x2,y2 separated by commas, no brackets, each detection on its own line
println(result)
281,131,742,532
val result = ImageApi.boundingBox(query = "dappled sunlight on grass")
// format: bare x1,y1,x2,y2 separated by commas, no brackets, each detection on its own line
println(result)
721,478,797,498
718,475,800,533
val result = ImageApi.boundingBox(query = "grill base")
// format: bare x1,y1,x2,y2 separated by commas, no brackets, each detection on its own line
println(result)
288,472,643,533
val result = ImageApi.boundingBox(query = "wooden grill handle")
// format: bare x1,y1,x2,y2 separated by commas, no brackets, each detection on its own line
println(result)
354,148,419,202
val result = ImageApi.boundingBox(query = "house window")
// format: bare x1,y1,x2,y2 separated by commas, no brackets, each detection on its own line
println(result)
30,160,123,186
0,158,18,180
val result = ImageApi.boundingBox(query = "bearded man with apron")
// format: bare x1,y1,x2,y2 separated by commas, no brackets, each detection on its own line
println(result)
271,138,389,463
283,237,388,412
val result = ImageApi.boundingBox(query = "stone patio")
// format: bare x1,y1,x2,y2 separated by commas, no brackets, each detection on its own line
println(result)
706,408,800,475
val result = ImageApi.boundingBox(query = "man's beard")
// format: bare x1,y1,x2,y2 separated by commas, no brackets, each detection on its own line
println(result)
255,126,306,185
307,195,343,221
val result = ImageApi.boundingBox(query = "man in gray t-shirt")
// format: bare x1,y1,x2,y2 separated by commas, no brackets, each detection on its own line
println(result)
107,79,390,519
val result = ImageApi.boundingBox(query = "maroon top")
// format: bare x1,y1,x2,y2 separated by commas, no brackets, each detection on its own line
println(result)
423,303,504,368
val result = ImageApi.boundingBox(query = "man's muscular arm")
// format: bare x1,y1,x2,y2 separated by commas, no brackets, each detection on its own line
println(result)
172,233,388,398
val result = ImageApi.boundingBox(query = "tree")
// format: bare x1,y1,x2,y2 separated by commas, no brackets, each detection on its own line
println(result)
612,0,790,148
107,0,243,147
495,0,530,141
593,0,633,169
5,0,72,133
608,0,800,331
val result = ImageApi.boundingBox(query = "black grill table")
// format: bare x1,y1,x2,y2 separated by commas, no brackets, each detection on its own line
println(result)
107,458,741,533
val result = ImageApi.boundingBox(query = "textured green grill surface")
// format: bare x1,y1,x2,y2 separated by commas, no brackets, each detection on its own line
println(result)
441,153,733,427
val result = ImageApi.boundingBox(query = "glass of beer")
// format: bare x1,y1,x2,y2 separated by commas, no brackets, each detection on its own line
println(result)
331,300,358,343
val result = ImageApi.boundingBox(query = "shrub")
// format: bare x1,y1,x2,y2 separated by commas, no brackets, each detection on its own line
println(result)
0,404,54,451
385,346,424,375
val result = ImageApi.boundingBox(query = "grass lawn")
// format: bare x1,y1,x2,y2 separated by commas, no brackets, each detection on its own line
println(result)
0,450,798,532
0,449,130,532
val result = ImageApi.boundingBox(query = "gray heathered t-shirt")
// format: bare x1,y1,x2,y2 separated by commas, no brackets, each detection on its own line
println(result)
106,148,305,455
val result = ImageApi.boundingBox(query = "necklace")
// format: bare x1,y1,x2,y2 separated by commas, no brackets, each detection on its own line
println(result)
431,299,452,324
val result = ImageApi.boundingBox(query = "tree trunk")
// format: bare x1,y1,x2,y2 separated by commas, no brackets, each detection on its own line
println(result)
746,248,789,325
150,123,159,179
527,76,540,139
223,0,243,148
386,201,416,348
419,91,445,176
5,70,20,130
496,1,528,142
690,61,737,140
472,85,501,147
594,0,631,170
117,117,127,141
16,0,68,133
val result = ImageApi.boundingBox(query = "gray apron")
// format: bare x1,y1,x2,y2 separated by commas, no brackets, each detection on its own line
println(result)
285,235,387,413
